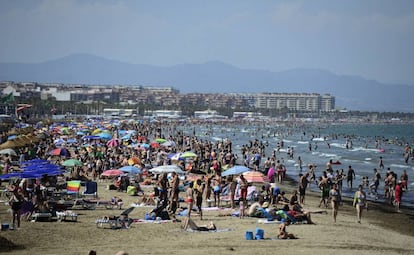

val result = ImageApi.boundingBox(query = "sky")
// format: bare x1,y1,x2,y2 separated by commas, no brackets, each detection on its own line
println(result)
0,0,414,85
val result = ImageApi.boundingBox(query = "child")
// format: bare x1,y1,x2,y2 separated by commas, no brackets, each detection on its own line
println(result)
239,200,245,219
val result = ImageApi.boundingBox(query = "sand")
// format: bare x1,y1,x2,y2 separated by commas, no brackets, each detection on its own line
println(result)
1,178,414,255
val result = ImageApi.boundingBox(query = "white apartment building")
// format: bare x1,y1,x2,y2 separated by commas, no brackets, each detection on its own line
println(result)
255,93,334,112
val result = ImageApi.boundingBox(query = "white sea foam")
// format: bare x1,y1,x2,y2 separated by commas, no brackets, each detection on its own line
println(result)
312,137,325,141
390,164,410,169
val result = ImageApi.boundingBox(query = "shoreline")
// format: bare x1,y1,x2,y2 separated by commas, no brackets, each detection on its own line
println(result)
280,174,414,237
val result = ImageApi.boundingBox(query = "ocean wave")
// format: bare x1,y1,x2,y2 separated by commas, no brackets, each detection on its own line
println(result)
389,164,410,169
312,137,326,141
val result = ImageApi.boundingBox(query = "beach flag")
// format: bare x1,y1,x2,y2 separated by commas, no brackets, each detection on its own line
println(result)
0,93,14,103
66,180,81,194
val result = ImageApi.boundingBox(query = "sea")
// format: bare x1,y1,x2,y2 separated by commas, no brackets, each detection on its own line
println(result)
174,120,414,208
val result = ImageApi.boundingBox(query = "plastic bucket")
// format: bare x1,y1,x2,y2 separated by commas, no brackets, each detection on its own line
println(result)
245,231,254,240
256,228,264,239
1,223,9,231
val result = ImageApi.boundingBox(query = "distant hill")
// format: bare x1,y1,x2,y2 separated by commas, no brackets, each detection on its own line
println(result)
1,53,413,112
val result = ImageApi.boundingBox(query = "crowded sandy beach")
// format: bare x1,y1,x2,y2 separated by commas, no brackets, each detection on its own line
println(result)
0,118,413,255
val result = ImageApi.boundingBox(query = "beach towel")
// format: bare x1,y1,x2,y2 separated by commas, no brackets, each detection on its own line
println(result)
185,228,234,233
130,203,155,208
132,219,173,224
257,218,282,224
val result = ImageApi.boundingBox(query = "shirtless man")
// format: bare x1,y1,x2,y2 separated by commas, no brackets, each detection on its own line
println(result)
298,173,309,205
169,172,180,214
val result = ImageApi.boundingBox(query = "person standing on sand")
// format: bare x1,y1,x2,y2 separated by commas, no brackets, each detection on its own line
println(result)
347,165,356,189
185,182,195,221
195,179,205,220
228,175,238,209
329,183,340,223
394,180,403,212
169,172,180,214
298,173,309,205
353,185,367,223
239,174,249,207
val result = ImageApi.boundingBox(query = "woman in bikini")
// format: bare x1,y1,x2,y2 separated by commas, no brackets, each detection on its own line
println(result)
329,183,340,223
353,185,367,223
182,182,195,230
185,182,195,218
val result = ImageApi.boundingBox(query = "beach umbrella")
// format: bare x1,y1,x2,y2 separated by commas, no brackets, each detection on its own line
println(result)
0,148,17,156
119,165,142,174
97,132,112,140
22,159,49,165
168,152,183,161
150,142,161,148
76,131,85,136
180,151,198,158
0,140,21,149
66,138,78,144
92,128,102,135
101,169,125,177
62,159,83,167
139,143,150,149
149,165,186,175
106,139,119,147
155,138,167,143
49,148,70,157
221,165,250,177
82,135,100,140
22,163,61,172
0,173,22,179
161,140,176,147
242,171,266,183
121,133,132,140
54,138,66,145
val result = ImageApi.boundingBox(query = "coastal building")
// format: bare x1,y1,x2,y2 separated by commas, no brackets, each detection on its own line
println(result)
145,110,183,119
0,81,336,113
255,93,335,112
194,109,227,119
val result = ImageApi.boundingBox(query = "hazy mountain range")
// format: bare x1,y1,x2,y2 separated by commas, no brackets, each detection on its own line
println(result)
0,53,413,112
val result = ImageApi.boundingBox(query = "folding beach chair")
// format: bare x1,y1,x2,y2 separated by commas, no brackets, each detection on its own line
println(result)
66,180,81,198
83,181,98,198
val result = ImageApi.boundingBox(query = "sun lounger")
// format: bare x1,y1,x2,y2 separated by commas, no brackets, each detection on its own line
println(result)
31,212,52,222
56,210,78,222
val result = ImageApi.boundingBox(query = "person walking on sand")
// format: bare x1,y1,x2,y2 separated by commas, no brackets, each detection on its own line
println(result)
353,185,367,223
329,183,340,223
9,186,24,229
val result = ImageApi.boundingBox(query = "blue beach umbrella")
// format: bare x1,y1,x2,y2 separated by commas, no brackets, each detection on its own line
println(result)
0,173,22,179
221,165,250,177
119,165,142,174
97,132,112,140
